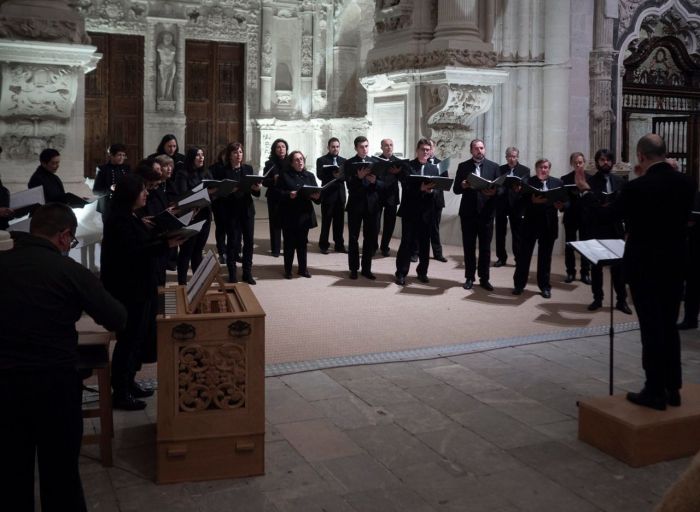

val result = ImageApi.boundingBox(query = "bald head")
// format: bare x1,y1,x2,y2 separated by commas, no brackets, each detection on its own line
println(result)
636,133,667,175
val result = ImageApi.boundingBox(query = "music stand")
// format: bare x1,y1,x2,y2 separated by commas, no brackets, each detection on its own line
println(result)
568,239,625,396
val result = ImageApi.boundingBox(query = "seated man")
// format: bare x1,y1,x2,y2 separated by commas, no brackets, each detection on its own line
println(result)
0,203,127,512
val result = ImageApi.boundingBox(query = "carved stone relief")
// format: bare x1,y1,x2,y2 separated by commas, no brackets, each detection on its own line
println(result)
0,64,78,118
178,343,247,413
367,49,498,74
301,34,313,77
261,32,273,76
155,26,177,111
375,0,413,34
78,0,149,34
0,16,89,44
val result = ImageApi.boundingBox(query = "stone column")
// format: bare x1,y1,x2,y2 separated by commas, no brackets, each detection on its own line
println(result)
428,0,490,52
589,0,616,156
0,0,99,192
259,5,273,113
299,9,313,118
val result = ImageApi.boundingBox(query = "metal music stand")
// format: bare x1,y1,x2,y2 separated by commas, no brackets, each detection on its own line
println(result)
568,239,625,396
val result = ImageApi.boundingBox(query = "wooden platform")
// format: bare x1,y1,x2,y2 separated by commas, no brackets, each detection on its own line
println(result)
578,383,700,467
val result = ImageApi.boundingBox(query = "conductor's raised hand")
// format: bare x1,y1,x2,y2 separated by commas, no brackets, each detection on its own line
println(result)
574,166,590,191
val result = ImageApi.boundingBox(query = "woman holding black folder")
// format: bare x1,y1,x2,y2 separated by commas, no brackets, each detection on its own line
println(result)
215,142,261,284
101,173,185,410
174,147,212,285
277,150,321,278
262,139,288,257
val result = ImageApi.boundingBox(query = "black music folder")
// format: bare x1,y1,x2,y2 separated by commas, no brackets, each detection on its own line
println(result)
521,183,570,204
466,173,507,190
408,174,454,191
301,179,336,196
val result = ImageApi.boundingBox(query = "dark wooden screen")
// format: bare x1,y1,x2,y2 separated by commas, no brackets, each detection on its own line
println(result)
185,40,244,165
84,33,144,178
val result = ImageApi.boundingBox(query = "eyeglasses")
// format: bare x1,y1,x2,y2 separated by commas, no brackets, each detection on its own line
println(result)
65,231,79,249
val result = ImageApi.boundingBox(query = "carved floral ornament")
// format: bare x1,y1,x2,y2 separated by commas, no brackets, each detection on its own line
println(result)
618,0,700,52
367,49,498,75
0,16,89,44
178,343,247,413
423,84,494,128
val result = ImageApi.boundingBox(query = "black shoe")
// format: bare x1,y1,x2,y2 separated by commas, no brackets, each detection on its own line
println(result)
284,272,292,279
410,255,418,263
434,255,448,262
242,274,257,285
361,270,376,280
667,389,681,407
129,382,154,399
395,274,406,286
320,248,329,255
417,274,429,283
479,280,494,291
381,248,390,257
512,287,524,295
112,393,147,411
298,271,311,278
541,289,552,299
677,319,698,330
335,246,348,253
588,299,603,311
564,274,575,283
463,278,474,290
218,253,226,264
271,251,280,258
626,389,666,411
493,259,506,268
228,273,238,284
616,301,632,315
581,275,592,285
350,270,358,280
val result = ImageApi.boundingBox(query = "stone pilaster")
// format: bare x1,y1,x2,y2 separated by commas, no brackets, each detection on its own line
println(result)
0,0,99,191
589,0,616,156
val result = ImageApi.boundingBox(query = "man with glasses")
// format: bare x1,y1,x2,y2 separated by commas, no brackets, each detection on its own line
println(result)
0,203,127,512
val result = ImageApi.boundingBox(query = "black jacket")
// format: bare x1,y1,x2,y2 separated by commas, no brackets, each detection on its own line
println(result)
453,158,500,219
277,168,321,230
0,235,126,369
582,170,626,239
518,176,563,239
497,163,530,212
213,163,260,219
397,159,440,223
174,166,213,222
316,153,347,204
344,155,383,215
28,166,65,204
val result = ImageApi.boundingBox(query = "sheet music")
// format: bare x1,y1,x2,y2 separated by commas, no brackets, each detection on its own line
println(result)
178,187,210,207
177,211,194,225
7,215,31,233
568,239,625,265
10,186,45,209
186,250,218,305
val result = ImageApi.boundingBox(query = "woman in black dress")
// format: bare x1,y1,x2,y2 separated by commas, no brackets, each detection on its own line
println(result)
174,147,212,284
277,150,321,278
261,138,288,257
100,172,183,410
93,143,130,221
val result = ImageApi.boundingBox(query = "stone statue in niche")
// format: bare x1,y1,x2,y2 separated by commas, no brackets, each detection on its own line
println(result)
157,31,177,103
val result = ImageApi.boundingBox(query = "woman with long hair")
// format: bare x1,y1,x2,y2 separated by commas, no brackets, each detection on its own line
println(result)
174,147,212,284
277,150,321,278
261,138,288,257
100,171,184,410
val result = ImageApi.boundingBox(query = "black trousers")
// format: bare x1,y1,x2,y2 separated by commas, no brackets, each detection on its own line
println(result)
460,216,494,281
226,213,254,280
177,219,211,285
495,208,522,264
563,222,590,277
591,261,626,303
1,369,87,512
396,216,430,277
212,202,227,257
267,198,282,255
629,278,683,394
378,204,397,252
683,237,700,323
282,224,310,274
112,298,154,393
348,209,378,272
513,231,555,291
429,207,444,257
319,199,345,250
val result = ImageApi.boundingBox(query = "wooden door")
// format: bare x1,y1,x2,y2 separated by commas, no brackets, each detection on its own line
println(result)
84,33,144,178
185,41,244,165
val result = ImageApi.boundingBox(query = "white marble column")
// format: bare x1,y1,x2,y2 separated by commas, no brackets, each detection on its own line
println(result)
429,0,490,52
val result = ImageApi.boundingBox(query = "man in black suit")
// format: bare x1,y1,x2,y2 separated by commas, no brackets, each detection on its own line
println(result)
395,138,439,286
495,146,530,267
428,139,449,262
317,137,347,254
583,149,632,314
576,134,695,410
560,152,591,284
512,159,565,298
345,136,382,280
376,138,401,257
453,139,500,291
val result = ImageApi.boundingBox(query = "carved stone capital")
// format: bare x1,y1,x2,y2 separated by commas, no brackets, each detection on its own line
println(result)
366,48,498,75
422,83,494,129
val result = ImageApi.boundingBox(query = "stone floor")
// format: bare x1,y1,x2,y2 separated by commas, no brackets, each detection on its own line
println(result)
79,327,700,512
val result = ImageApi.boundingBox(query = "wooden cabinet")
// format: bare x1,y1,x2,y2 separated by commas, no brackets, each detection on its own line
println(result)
156,284,265,483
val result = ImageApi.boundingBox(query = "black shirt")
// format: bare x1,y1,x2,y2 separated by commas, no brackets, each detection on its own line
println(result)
0,235,127,370
28,166,66,204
